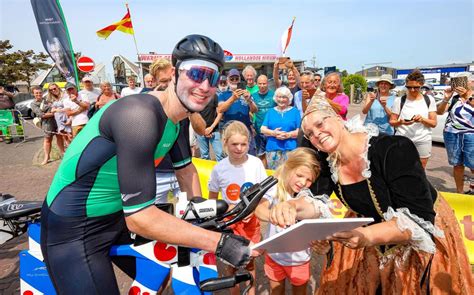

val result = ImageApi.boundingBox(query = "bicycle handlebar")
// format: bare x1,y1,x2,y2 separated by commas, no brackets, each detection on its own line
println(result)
200,272,253,293
196,176,277,231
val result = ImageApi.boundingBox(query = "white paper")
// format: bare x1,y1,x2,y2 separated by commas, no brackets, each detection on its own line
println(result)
252,218,374,253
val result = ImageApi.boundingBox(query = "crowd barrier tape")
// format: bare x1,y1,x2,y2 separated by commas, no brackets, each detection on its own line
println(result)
193,158,474,264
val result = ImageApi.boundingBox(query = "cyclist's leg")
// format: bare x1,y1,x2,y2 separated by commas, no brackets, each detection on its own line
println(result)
41,204,127,294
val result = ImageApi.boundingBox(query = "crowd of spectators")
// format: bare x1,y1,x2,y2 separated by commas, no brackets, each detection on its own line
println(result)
2,59,473,195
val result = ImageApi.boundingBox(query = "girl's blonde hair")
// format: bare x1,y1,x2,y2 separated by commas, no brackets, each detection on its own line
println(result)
221,121,249,155
273,147,320,203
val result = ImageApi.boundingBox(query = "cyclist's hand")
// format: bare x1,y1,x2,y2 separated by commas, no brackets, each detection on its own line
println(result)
215,233,251,268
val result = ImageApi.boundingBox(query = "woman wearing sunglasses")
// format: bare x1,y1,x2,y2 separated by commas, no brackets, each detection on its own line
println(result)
40,35,257,294
390,70,437,168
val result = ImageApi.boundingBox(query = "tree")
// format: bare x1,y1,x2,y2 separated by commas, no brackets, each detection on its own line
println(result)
342,74,367,96
0,40,50,90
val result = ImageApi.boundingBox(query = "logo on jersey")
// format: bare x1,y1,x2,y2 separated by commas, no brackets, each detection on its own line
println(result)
121,191,141,202
226,182,254,202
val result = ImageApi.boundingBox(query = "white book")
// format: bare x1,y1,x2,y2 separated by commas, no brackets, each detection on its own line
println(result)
252,218,374,253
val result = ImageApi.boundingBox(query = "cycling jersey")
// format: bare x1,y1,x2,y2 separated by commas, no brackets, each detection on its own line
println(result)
46,93,191,217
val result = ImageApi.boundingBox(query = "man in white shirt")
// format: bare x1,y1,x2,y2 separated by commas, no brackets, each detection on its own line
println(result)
64,82,89,137
120,76,142,97
78,76,101,104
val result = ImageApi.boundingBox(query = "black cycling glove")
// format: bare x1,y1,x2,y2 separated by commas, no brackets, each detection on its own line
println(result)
215,233,251,268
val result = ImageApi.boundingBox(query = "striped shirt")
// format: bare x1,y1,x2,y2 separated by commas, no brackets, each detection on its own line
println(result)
444,97,474,134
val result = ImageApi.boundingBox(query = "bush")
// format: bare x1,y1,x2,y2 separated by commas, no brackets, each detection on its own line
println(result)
342,74,367,96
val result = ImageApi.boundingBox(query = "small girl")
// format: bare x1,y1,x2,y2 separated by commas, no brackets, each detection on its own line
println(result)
208,120,268,295
255,147,330,295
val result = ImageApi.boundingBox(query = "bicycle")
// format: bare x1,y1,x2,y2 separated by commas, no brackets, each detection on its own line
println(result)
1,176,277,295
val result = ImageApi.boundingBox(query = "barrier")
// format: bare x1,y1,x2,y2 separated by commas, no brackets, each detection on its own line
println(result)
192,158,474,264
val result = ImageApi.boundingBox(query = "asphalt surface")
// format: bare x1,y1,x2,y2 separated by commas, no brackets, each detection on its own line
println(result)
0,104,468,294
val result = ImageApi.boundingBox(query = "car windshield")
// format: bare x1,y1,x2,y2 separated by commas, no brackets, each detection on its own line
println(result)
393,79,405,86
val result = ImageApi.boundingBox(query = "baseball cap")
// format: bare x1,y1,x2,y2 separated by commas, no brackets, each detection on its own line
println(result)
65,82,76,90
82,76,93,82
227,69,240,77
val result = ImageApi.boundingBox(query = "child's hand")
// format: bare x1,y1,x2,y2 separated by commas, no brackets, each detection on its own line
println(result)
269,201,297,227
311,240,330,255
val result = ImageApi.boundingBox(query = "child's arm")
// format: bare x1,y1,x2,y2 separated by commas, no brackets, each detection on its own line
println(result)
254,198,271,222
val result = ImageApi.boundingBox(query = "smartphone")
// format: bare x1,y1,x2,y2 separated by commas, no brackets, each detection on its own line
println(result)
237,81,246,90
451,76,468,90
404,116,415,122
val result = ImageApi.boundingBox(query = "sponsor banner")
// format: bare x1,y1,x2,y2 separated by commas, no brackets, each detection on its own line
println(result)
31,0,78,84
193,158,474,264
138,53,278,63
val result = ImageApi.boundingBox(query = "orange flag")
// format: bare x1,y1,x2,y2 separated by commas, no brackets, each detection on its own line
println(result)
96,7,134,39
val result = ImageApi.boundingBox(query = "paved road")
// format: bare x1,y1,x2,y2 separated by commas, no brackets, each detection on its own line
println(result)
0,106,467,294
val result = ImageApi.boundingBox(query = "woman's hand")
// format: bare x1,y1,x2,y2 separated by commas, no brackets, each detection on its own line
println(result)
444,87,453,100
269,201,297,227
327,228,370,249
366,91,376,102
412,114,423,123
311,240,331,254
454,86,468,98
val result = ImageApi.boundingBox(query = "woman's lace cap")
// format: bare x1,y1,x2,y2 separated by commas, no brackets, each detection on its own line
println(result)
302,94,339,121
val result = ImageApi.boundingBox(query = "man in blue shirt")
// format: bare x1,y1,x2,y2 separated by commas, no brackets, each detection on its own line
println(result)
252,75,275,166
217,68,258,155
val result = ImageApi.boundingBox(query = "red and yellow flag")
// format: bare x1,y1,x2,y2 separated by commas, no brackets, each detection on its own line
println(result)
96,7,134,39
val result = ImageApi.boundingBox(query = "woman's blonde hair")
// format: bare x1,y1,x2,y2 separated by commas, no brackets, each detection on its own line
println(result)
46,82,63,102
273,147,320,203
221,121,249,155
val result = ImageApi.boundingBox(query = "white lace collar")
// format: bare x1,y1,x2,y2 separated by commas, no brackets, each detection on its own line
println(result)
328,115,379,183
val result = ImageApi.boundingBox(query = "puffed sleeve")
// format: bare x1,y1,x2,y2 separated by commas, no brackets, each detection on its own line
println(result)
376,136,443,253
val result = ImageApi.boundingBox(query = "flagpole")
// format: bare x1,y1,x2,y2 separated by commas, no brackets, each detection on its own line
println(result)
126,3,144,85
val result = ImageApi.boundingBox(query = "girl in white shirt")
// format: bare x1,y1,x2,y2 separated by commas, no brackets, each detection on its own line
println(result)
255,147,327,295
208,120,267,295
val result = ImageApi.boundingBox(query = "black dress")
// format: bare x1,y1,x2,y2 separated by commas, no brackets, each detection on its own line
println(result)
315,134,473,294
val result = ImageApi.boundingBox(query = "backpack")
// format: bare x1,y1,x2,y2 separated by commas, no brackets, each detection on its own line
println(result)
399,94,431,113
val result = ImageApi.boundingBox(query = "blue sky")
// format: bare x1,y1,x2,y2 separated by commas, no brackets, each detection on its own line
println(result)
1,0,473,77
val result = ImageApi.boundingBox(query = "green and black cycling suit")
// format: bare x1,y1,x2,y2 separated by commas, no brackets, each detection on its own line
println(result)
40,94,192,294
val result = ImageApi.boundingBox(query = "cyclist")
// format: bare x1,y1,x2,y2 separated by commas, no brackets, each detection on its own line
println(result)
40,34,255,294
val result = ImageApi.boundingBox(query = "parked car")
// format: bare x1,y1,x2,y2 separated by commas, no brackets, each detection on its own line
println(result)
14,98,35,118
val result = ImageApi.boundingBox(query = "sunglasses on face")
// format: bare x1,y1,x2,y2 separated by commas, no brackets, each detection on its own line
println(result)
406,86,421,90
49,88,59,91
229,76,240,82
185,66,219,87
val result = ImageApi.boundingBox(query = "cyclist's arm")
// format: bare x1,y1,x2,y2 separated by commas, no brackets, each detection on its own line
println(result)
102,96,222,251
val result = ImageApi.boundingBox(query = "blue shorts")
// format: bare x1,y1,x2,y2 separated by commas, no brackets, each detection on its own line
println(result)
443,132,474,168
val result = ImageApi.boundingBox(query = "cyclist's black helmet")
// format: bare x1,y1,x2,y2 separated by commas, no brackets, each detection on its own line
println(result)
172,34,224,70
